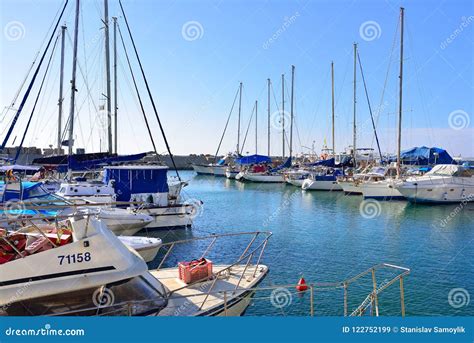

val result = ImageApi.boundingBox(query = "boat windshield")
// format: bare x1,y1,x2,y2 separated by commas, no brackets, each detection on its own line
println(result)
3,275,167,316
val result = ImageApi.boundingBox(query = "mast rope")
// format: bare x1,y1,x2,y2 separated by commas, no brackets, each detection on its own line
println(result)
116,22,159,156
357,51,383,161
119,0,181,181
1,0,69,150
214,86,240,162
240,101,256,154
14,35,60,162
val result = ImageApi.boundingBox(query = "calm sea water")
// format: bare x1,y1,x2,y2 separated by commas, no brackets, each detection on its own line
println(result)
149,170,473,316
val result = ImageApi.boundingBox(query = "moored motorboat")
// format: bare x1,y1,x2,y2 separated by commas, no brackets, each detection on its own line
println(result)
0,215,271,316
394,164,474,203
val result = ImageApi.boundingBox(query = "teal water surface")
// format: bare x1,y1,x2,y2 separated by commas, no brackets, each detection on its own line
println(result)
150,171,473,316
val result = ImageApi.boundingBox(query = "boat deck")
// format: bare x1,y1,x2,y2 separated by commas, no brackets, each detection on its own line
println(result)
151,264,268,316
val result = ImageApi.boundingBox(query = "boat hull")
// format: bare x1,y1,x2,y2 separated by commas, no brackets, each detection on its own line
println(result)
191,164,215,175
286,179,304,187
302,179,342,191
212,166,227,176
338,181,363,195
138,204,193,229
360,181,405,200
396,183,474,204
243,173,285,183
225,170,239,179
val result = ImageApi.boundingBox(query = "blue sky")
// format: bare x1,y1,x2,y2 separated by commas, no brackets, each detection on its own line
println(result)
1,0,473,157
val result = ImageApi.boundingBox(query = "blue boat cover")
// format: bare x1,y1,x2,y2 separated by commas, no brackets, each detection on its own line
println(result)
216,158,226,166
0,181,48,202
103,167,169,202
235,154,272,165
56,153,146,172
270,157,292,172
388,146,455,165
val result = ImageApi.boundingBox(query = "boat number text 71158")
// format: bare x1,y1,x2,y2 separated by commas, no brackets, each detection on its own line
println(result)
58,253,91,265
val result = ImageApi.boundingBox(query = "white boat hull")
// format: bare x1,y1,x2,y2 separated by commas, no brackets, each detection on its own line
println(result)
225,170,239,179
338,181,363,195
286,179,304,187
360,180,404,200
137,204,193,229
191,164,215,175
395,178,474,204
301,179,342,191
212,166,227,176
243,173,285,183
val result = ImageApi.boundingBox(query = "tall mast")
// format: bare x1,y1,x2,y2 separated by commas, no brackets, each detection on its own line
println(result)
68,0,80,179
113,16,118,154
353,43,357,167
267,78,271,156
255,100,258,154
281,73,285,159
397,7,405,178
104,0,112,154
331,61,335,158
237,82,242,154
289,65,295,159
57,25,66,154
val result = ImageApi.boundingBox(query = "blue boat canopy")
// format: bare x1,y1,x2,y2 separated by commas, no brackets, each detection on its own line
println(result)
235,154,272,165
388,146,455,165
270,157,292,172
0,181,48,202
103,165,169,202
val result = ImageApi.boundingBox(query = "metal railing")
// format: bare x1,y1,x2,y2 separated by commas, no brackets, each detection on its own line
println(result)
45,262,409,317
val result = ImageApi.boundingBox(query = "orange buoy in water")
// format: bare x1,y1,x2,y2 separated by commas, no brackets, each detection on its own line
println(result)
296,277,308,292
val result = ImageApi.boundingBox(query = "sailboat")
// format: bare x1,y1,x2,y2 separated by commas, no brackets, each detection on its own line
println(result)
360,7,406,200
193,83,243,176
242,67,295,183
301,62,343,191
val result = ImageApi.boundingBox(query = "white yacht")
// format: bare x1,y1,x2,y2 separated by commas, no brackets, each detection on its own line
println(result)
394,164,474,203
359,166,405,200
337,167,386,195
0,216,270,316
